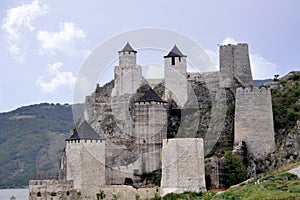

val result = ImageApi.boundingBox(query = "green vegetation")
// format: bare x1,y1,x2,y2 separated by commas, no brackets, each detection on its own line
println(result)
150,163,300,200
150,191,217,200
271,71,300,145
224,152,247,187
111,194,119,200
0,103,76,188
215,171,300,200
96,190,106,199
140,169,162,186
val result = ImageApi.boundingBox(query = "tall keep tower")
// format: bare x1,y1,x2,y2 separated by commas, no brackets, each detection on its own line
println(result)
133,88,168,173
164,45,188,107
219,43,253,90
113,42,143,96
65,121,105,192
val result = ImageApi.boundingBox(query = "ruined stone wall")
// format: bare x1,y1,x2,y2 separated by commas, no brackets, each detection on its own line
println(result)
164,57,188,107
29,180,76,200
234,87,275,159
161,138,206,196
66,140,106,191
220,43,253,89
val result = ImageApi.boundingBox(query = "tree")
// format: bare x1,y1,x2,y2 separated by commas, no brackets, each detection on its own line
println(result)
224,152,247,187
96,190,106,200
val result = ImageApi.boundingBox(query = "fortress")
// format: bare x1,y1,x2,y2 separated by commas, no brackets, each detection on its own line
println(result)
29,42,276,199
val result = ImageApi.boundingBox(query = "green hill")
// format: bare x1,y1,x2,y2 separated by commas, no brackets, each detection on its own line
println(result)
0,103,80,188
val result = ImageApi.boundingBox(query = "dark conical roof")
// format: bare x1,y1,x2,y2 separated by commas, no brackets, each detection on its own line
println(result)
164,45,186,58
136,88,165,103
119,42,137,53
66,120,103,141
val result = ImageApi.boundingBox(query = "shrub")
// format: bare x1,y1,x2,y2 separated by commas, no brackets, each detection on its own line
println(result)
224,152,247,187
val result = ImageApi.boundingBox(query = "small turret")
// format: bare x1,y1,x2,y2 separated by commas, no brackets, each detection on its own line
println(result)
118,42,137,66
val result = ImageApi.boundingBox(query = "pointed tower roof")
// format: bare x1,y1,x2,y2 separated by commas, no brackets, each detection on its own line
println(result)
136,88,165,103
118,42,137,53
66,120,103,141
164,45,186,58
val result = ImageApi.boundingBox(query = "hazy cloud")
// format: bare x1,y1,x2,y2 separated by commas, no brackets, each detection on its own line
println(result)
143,64,164,79
2,0,48,62
37,22,86,55
250,54,278,79
221,37,237,45
36,62,76,93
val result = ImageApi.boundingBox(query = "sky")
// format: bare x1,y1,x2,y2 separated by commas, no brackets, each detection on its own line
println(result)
1,0,299,112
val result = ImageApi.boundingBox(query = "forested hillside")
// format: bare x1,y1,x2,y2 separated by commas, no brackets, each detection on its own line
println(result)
0,103,82,188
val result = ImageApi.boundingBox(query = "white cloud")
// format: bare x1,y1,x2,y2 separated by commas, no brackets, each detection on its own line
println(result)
36,62,76,93
250,54,278,79
221,37,237,45
37,22,86,55
2,0,47,62
143,64,164,79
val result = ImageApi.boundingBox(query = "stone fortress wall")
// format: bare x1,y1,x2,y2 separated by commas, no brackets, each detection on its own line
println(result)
66,140,106,191
29,180,76,200
234,87,276,159
29,42,277,199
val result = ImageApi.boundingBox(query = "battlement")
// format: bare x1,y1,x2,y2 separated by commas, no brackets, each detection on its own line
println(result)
236,86,269,93
29,180,73,186
119,51,136,66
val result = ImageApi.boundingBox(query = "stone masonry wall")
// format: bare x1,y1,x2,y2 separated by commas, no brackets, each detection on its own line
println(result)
161,138,206,196
29,180,76,200
66,140,106,191
234,87,276,159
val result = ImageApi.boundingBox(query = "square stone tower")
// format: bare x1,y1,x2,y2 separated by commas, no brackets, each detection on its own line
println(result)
234,87,275,159
65,120,105,193
219,43,253,90
161,138,206,196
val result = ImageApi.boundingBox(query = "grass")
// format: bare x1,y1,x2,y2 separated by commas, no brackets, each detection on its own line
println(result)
214,162,300,200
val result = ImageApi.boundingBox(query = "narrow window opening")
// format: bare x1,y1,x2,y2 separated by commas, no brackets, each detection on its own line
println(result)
171,57,175,65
